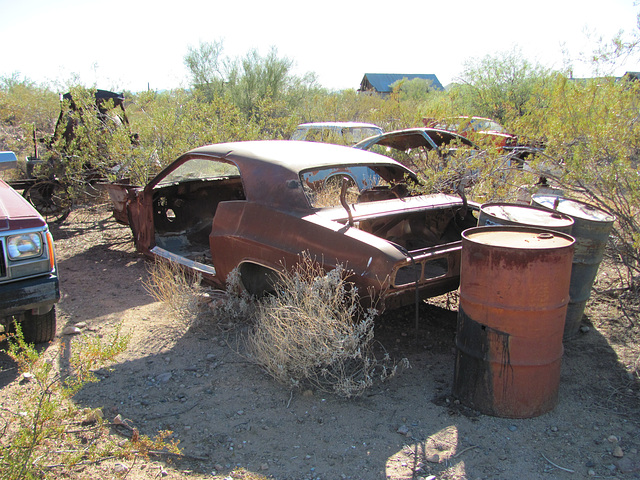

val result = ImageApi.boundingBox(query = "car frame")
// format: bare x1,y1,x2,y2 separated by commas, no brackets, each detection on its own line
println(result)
0,151,59,343
106,140,479,310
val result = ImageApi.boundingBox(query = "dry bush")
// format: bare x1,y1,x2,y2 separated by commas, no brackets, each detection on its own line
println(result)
143,259,203,327
209,267,257,325
245,253,405,398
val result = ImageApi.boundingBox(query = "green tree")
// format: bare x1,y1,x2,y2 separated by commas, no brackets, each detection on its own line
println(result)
453,48,551,123
520,74,640,287
227,47,295,119
184,40,227,100
390,77,437,102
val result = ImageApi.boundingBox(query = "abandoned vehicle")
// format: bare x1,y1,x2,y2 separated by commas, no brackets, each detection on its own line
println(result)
0,152,59,343
106,140,479,310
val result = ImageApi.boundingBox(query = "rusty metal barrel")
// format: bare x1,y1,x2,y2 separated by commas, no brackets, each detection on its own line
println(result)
531,195,615,339
453,226,574,418
478,202,574,234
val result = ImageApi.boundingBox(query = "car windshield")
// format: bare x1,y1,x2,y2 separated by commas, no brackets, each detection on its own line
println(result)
300,164,409,208
292,125,383,145
471,119,504,132
156,158,240,186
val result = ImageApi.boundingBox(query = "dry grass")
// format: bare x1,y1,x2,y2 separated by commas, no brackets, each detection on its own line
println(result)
143,259,203,327
245,253,405,398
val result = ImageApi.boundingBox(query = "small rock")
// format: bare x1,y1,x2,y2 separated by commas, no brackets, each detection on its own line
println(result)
74,321,87,329
62,326,81,335
397,424,410,436
588,469,596,476
613,445,624,458
156,372,172,383
580,325,590,333
114,462,129,473
608,435,619,443
616,456,640,473
426,454,440,463
302,389,314,397
550,426,558,432
508,425,517,432
260,463,269,470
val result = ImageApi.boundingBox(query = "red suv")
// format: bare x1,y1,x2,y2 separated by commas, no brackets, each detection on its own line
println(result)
0,151,59,343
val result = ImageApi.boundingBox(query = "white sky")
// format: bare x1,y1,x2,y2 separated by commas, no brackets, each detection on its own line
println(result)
1,0,639,92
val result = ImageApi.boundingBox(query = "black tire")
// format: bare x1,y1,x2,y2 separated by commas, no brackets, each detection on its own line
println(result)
21,307,57,344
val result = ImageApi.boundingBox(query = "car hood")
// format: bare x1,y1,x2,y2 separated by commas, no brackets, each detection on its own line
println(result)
355,128,475,151
0,180,46,231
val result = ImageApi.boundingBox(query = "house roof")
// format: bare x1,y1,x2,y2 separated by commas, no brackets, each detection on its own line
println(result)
359,73,444,93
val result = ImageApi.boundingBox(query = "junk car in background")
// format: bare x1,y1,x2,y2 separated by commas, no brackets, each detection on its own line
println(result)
291,122,383,146
354,127,476,167
10,89,136,223
429,116,541,163
106,140,479,310
354,127,481,190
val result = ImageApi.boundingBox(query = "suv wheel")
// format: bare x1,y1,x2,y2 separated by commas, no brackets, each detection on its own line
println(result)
21,307,57,344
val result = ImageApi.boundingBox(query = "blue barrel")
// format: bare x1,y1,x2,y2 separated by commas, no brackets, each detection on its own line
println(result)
531,195,615,339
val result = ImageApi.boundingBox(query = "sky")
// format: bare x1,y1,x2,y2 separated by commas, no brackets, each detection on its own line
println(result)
1,0,639,92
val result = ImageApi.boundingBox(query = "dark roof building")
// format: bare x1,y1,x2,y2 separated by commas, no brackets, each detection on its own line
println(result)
358,73,444,94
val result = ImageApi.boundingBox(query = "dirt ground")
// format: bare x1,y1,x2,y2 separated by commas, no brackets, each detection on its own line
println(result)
2,203,640,480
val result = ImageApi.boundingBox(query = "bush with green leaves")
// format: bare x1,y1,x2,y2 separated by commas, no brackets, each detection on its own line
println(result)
0,324,182,480
518,74,640,288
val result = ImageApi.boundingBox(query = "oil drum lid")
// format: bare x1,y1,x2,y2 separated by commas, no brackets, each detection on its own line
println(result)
532,195,615,223
480,203,574,228
463,226,575,249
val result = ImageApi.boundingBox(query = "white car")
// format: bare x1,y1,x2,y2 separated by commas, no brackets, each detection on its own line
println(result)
291,122,383,145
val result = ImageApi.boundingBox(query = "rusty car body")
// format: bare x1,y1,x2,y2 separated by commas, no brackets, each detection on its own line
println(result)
106,140,478,310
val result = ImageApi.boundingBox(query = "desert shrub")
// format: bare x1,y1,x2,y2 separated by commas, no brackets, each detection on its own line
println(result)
0,76,59,172
0,323,162,480
143,259,203,327
245,254,405,398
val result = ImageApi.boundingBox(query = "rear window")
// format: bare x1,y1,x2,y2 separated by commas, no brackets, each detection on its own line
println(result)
300,164,409,208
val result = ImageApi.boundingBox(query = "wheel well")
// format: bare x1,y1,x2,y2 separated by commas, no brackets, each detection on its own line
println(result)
238,263,281,297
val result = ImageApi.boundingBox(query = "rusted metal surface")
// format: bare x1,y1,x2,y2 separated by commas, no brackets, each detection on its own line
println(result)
478,202,574,234
453,226,574,418
531,195,615,339
107,140,479,309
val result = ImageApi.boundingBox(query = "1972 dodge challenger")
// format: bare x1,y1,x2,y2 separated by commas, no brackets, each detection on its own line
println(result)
106,140,478,310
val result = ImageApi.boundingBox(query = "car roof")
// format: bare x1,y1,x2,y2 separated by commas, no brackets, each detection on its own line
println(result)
186,140,406,173
177,141,414,210
295,122,382,129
